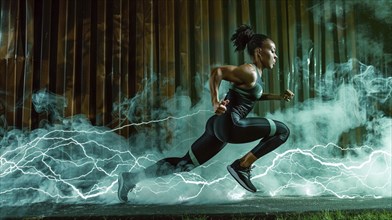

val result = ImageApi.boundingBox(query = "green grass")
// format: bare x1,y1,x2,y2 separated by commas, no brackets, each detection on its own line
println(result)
276,209,392,220
180,209,392,220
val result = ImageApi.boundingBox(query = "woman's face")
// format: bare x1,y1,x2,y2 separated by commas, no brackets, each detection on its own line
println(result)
259,39,278,69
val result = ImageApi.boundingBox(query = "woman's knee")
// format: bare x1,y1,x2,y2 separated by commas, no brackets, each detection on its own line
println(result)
275,121,290,142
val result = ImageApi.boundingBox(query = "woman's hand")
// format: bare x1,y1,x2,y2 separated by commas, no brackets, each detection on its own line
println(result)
282,89,294,102
214,100,230,115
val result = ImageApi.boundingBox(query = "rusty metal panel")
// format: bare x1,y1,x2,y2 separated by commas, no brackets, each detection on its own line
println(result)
0,0,385,143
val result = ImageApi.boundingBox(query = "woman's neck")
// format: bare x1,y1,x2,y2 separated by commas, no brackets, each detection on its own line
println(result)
252,61,264,76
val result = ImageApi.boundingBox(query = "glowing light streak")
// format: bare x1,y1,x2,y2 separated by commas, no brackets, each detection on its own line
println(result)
0,110,216,205
251,143,391,198
1,100,391,205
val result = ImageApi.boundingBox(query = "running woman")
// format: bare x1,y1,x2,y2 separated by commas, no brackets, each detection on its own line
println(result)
118,24,294,202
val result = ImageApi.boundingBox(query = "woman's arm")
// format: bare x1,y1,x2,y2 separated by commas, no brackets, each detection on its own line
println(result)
209,67,224,108
259,89,295,102
210,65,255,114
259,93,282,101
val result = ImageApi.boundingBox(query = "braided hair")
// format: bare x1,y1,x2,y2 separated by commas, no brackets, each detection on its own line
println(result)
231,24,270,56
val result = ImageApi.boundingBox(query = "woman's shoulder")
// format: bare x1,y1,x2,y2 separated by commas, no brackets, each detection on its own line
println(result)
231,63,257,86
238,63,257,78
237,63,255,72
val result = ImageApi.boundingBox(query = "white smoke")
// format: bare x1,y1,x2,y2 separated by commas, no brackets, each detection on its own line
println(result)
1,0,391,206
2,58,390,206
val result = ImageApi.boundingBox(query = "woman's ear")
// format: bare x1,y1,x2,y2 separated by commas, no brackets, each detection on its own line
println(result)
254,48,262,58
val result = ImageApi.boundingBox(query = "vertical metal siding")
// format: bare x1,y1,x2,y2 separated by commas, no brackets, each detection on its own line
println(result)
0,0,389,141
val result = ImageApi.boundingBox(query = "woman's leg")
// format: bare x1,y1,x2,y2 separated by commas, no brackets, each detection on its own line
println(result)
143,115,227,177
143,129,227,178
226,117,290,158
118,116,227,202
226,117,290,192
235,119,290,168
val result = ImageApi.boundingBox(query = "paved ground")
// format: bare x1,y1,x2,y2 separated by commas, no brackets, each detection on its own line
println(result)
1,197,391,219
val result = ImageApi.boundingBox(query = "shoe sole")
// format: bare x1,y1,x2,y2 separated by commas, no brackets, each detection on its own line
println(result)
227,165,257,193
118,173,128,202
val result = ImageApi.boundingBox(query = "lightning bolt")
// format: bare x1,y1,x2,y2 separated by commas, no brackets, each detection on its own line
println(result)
0,110,211,205
1,109,391,206
251,143,391,199
122,143,391,203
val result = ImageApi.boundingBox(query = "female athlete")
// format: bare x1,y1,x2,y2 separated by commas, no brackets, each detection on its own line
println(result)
118,24,294,202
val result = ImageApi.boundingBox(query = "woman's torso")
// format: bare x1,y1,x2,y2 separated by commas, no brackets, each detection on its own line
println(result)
226,64,263,118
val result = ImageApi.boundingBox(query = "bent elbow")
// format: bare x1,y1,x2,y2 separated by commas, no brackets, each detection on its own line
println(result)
210,67,223,79
210,67,219,76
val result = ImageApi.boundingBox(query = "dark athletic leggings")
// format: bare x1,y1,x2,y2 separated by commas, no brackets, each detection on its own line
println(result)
143,112,290,178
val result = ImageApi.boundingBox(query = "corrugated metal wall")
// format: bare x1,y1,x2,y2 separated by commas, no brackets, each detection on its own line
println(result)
0,0,389,138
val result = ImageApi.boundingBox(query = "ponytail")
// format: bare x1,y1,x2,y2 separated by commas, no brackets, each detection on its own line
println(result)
231,24,270,56
231,24,254,52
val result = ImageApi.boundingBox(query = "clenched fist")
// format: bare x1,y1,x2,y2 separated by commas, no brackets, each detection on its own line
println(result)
214,99,230,115
282,89,294,102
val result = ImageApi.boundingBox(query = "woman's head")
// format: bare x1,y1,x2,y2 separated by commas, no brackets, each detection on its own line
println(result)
231,24,277,69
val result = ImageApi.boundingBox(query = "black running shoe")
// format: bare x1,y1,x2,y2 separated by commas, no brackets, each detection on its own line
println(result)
227,159,257,193
118,172,136,202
